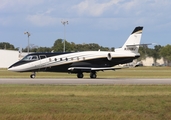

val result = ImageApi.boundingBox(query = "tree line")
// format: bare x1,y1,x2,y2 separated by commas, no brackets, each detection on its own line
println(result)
0,39,110,52
1,39,171,66
138,45,171,66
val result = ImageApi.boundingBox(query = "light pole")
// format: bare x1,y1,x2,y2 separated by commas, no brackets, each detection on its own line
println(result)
24,31,31,54
61,20,68,52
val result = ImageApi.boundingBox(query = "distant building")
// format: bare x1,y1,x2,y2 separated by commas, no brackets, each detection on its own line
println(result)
0,49,27,68
141,57,165,66
0,50,19,68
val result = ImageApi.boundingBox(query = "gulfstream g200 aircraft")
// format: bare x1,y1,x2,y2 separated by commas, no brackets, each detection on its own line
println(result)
8,26,143,78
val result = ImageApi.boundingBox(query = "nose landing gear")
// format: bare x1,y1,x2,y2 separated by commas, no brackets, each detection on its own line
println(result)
30,72,36,78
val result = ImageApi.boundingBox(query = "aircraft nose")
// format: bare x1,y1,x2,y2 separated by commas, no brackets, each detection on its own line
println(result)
8,61,29,72
8,61,21,71
8,65,12,69
8,65,21,72
8,65,15,71
8,63,20,71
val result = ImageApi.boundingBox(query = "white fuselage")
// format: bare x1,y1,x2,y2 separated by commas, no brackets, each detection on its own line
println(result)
8,51,139,72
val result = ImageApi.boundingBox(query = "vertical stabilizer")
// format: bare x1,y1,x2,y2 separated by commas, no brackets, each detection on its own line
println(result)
116,26,143,53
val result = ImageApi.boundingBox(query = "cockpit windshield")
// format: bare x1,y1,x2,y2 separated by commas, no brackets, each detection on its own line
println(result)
22,55,39,61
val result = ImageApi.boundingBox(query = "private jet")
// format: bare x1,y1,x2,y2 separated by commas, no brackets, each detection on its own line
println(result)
8,26,143,78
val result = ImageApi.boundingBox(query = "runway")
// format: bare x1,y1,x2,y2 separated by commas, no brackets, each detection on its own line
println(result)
1,78,171,85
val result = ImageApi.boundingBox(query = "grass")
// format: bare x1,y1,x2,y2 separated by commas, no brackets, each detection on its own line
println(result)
1,66,171,78
0,85,171,120
1,67,171,119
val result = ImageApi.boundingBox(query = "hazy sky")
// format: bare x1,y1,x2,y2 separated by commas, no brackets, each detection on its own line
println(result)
0,0,171,49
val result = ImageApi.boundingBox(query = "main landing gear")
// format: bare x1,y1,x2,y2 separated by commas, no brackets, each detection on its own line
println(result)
30,72,36,78
90,72,97,79
77,73,84,78
77,71,97,79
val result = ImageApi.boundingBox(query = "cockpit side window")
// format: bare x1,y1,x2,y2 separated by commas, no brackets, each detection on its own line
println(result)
32,56,38,60
39,55,46,59
22,55,39,61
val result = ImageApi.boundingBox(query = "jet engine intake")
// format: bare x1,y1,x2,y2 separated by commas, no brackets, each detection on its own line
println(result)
107,53,112,61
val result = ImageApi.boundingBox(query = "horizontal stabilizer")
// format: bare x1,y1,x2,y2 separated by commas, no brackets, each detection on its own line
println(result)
126,43,152,47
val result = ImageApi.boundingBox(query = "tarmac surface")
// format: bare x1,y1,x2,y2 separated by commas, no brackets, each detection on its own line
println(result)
1,78,171,85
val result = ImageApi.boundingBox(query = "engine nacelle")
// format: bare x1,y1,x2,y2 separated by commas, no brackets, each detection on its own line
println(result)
107,53,112,61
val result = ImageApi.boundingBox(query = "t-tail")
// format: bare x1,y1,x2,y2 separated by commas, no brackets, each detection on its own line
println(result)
115,26,143,53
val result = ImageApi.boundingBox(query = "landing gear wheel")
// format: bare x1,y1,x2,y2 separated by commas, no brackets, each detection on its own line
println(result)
30,74,35,78
30,72,36,78
77,73,84,78
90,72,97,79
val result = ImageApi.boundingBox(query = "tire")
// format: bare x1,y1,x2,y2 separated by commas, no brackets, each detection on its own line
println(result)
77,73,84,78
90,73,97,78
30,74,35,79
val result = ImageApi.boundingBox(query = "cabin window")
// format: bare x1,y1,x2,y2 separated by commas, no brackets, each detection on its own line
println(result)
54,58,57,61
60,58,62,61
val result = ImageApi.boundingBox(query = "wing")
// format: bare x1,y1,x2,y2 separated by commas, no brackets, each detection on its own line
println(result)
68,66,125,73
